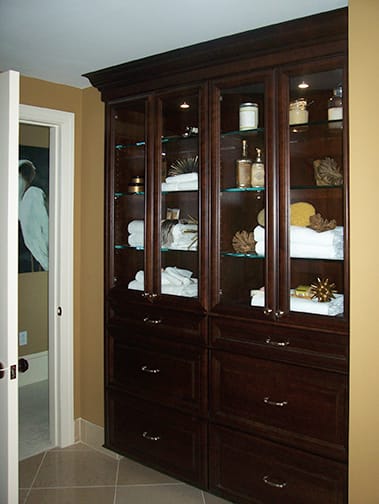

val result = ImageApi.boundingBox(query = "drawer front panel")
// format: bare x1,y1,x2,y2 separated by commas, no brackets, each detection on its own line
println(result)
210,350,347,460
108,299,207,345
106,391,207,487
210,316,348,371
108,330,207,415
209,426,347,504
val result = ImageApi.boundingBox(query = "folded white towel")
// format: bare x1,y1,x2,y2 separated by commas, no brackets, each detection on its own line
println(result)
135,270,145,284
161,181,198,192
170,242,198,251
128,233,144,247
172,223,198,240
165,172,198,184
250,289,344,316
127,278,198,297
128,279,144,291
165,266,193,279
161,270,186,286
290,242,343,260
128,220,144,234
253,225,344,248
255,240,343,260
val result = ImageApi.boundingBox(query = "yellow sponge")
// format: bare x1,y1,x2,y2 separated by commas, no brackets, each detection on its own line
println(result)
290,202,316,227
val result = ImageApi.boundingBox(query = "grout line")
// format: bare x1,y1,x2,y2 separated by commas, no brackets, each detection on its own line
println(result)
23,450,48,502
113,456,120,504
201,490,207,504
115,483,186,488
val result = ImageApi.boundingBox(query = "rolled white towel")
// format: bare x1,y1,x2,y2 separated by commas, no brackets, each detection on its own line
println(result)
255,241,265,256
170,242,198,251
128,233,144,247
128,220,144,234
250,289,265,307
253,225,265,243
161,181,198,192
165,172,198,184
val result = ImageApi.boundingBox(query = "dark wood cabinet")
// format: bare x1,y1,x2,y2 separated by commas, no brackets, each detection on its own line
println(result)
85,7,349,503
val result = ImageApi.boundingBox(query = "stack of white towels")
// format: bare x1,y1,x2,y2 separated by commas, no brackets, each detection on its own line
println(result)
127,220,198,250
127,220,144,248
250,289,344,316
161,172,198,192
253,225,344,260
128,267,198,297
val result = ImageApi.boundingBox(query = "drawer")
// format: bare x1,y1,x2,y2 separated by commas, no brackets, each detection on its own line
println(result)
210,350,347,460
108,300,207,345
210,315,348,372
108,328,207,415
209,425,347,504
106,391,208,488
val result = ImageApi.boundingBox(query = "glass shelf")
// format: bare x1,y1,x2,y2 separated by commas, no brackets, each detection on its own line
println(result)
114,191,144,198
222,186,265,193
115,245,197,252
221,251,264,259
115,133,198,150
221,127,265,137
290,184,343,190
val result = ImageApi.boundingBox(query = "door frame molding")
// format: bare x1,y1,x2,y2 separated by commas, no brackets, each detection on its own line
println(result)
19,104,75,448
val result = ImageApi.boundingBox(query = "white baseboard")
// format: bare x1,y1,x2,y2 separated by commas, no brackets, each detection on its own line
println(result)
75,418,121,460
18,351,48,387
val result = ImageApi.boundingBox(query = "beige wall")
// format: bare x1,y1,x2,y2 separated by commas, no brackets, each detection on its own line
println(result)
19,76,104,424
349,1,379,502
17,1,379,499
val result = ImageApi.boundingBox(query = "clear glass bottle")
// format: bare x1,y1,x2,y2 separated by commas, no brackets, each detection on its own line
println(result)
251,148,265,187
328,84,343,121
236,139,252,188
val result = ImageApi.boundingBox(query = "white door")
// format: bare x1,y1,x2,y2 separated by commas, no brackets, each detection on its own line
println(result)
0,70,20,503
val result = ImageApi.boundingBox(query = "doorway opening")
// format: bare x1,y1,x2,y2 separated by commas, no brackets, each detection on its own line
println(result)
18,105,75,461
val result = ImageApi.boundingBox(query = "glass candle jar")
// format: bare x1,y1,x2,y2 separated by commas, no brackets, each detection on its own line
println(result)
289,98,309,125
239,102,258,130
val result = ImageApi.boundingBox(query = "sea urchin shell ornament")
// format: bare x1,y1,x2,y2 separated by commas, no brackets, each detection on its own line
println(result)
168,155,199,177
310,277,337,302
232,230,256,254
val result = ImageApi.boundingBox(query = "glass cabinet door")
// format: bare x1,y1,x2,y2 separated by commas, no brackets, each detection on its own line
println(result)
212,74,274,314
156,88,205,303
110,99,148,295
280,62,347,320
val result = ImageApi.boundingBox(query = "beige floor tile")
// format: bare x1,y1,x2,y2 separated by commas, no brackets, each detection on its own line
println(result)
19,452,45,489
117,457,178,485
33,449,118,487
50,442,92,452
25,486,115,504
19,488,29,504
203,491,234,503
115,484,204,504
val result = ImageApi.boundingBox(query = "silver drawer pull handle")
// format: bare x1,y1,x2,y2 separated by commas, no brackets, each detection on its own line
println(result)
142,431,160,441
263,396,288,407
143,317,162,325
263,308,273,316
141,365,160,374
265,337,290,347
263,475,287,489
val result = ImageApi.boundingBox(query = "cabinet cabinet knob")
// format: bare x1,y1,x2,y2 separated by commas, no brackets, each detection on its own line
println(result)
263,475,287,489
275,310,284,318
263,396,288,407
265,337,290,347
142,431,161,441
263,308,273,316
141,365,160,374
143,316,162,325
